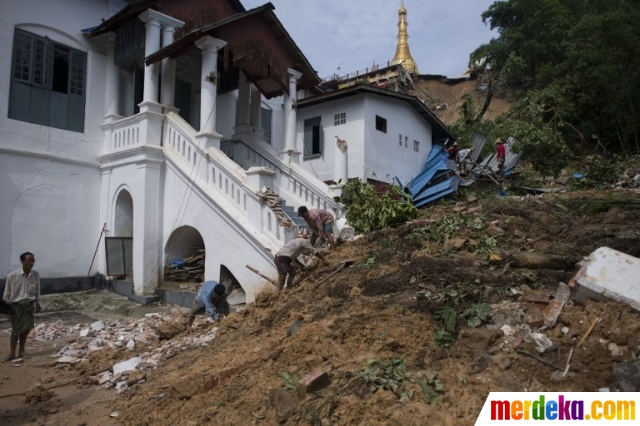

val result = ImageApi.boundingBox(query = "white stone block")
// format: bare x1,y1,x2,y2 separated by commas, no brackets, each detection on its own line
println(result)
91,321,105,331
570,247,640,310
112,356,143,375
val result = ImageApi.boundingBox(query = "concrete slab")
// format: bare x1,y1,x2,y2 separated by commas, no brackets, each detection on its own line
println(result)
569,247,640,311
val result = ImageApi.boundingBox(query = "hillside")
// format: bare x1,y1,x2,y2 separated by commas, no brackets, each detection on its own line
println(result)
2,190,639,426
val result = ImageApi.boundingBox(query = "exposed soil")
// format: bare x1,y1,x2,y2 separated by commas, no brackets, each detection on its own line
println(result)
1,190,639,425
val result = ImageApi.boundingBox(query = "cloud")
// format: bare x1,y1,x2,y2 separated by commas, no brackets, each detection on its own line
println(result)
242,0,497,77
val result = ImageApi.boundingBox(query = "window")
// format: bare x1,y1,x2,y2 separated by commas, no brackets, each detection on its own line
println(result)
375,115,387,133
414,140,420,152
261,107,272,145
303,116,323,158
405,136,408,147
334,112,346,126
9,29,87,132
399,134,402,146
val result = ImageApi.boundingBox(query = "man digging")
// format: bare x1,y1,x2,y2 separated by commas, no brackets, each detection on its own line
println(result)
274,229,325,291
298,206,337,250
187,281,230,327
3,252,41,362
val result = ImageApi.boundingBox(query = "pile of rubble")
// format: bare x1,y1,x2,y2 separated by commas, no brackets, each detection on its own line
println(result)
163,250,205,282
35,308,221,394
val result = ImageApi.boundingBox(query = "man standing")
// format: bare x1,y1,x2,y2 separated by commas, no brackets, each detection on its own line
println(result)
187,281,229,327
297,206,337,250
496,138,506,177
3,252,41,361
274,229,325,291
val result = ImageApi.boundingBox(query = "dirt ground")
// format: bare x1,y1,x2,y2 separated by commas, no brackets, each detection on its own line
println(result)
1,190,639,425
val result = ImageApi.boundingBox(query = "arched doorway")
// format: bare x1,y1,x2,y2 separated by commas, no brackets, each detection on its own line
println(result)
163,226,205,285
220,265,246,307
114,190,133,237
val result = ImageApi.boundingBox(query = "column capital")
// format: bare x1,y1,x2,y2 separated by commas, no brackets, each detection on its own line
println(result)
195,35,227,53
287,68,303,82
139,9,184,29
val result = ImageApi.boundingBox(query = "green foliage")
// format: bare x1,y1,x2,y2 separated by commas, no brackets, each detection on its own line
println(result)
434,307,458,347
278,371,302,391
408,226,430,246
572,155,624,189
342,179,418,233
462,303,491,328
432,290,467,307
357,359,414,401
434,329,454,348
470,0,640,156
362,250,379,270
419,378,445,405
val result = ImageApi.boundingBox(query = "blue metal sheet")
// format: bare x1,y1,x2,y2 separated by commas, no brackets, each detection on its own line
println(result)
407,145,448,197
414,177,460,207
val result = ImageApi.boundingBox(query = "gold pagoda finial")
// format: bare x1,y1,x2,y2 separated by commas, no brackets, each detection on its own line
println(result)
391,2,419,74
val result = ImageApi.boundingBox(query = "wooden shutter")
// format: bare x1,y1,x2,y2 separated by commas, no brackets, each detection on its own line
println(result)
303,117,321,157
67,49,86,132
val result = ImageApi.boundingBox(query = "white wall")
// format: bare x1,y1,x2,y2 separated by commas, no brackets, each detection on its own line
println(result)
362,95,432,185
0,153,102,278
295,95,366,183
0,0,114,279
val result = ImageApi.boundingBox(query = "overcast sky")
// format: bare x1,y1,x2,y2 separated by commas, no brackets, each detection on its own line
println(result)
242,0,498,78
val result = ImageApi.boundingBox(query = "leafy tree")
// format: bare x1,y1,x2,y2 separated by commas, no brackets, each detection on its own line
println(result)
467,0,640,159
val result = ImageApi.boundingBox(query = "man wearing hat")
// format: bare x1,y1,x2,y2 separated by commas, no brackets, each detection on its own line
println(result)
495,138,506,177
187,280,230,326
297,206,337,250
274,229,325,291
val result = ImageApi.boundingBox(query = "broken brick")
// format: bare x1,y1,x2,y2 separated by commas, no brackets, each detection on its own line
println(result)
543,283,571,327
521,289,551,304
525,308,545,328
297,368,331,399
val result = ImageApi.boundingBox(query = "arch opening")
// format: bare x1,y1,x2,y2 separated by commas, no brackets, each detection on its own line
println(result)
163,226,205,285
114,190,133,237
220,265,246,308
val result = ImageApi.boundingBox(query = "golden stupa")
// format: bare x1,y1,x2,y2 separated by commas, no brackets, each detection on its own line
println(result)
391,2,420,74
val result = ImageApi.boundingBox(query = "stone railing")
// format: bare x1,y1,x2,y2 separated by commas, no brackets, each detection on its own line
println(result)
101,115,142,154
226,136,345,218
163,113,293,246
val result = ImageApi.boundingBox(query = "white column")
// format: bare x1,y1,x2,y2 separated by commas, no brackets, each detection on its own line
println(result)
160,26,177,108
195,35,227,149
104,32,120,120
139,11,161,106
250,85,262,130
283,68,303,162
236,71,251,127
334,137,348,184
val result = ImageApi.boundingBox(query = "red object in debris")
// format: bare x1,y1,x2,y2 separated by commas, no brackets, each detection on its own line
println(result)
297,368,331,399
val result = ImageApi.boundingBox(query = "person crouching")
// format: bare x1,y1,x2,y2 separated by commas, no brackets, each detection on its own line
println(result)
274,229,325,291
187,281,229,326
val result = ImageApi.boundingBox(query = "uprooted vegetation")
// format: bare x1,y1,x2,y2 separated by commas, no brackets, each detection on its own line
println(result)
11,191,640,426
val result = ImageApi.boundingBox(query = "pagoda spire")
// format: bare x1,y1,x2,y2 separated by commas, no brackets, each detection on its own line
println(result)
391,2,419,74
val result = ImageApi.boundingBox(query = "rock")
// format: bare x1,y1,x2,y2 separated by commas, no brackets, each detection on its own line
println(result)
297,368,331,399
608,343,626,357
289,319,303,337
97,372,111,385
467,196,478,203
458,328,501,351
528,333,554,354
56,356,79,364
124,323,135,332
112,356,143,376
613,360,640,391
467,205,483,214
126,339,135,350
115,382,128,393
155,322,180,340
521,289,551,304
127,370,146,386
544,283,571,327
443,238,467,251
472,353,491,373
270,388,299,423
90,321,105,331
524,308,545,328
491,354,511,370
453,206,465,213
79,328,91,337
486,224,505,237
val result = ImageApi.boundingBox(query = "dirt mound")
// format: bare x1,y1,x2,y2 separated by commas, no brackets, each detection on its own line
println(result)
12,191,640,425
416,78,512,124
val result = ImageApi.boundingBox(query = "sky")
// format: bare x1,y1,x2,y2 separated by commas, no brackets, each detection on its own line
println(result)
242,0,499,79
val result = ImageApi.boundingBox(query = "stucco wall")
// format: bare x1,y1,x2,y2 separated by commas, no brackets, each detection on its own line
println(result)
0,153,102,278
0,0,111,279
362,95,432,185
295,95,366,183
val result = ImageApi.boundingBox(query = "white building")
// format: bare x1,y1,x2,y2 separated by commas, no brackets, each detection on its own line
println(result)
0,0,454,302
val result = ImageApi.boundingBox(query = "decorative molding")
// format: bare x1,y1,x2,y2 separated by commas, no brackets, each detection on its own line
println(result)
138,9,185,29
195,36,227,52
0,147,100,168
